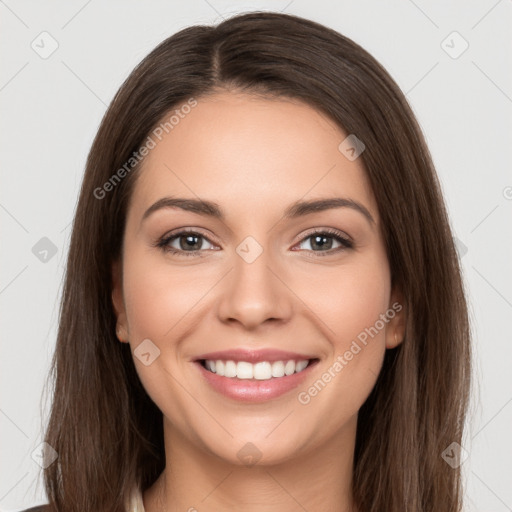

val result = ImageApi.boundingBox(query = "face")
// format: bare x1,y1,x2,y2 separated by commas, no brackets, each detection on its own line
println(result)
112,91,405,466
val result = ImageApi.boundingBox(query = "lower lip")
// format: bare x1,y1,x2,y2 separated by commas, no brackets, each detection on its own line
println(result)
194,360,318,403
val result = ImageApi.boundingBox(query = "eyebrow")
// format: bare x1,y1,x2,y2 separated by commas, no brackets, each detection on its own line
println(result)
141,196,375,227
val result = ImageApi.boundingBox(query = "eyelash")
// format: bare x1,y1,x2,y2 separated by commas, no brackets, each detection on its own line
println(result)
154,228,353,258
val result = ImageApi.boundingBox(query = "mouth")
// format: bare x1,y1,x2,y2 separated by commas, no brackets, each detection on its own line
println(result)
193,356,320,403
197,358,319,380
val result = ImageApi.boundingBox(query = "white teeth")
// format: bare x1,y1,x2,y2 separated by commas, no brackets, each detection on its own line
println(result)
284,360,295,376
204,359,311,380
253,362,272,380
236,361,253,379
271,361,285,378
224,360,237,377
295,360,309,372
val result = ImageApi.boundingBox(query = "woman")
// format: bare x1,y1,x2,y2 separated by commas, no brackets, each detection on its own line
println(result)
26,10,471,512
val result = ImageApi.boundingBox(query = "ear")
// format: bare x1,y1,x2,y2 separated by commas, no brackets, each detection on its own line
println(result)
111,260,129,342
385,284,406,349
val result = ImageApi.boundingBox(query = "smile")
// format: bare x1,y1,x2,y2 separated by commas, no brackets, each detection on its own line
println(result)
193,349,320,402
201,359,311,380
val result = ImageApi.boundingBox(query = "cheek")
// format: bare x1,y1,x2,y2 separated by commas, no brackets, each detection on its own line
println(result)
298,253,391,412
121,246,202,341
340,268,390,343
123,274,170,342
120,249,198,421
294,254,391,348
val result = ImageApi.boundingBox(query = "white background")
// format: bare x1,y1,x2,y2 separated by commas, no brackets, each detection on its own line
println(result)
1,1,511,510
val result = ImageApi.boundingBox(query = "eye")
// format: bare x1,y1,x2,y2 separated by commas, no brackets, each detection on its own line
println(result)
154,227,353,258
155,229,217,257
294,228,353,257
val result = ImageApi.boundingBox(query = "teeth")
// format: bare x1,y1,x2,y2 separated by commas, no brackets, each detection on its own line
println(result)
203,359,311,380
224,360,237,377
295,360,309,372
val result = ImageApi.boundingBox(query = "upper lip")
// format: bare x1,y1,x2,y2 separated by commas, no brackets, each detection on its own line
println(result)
193,348,318,364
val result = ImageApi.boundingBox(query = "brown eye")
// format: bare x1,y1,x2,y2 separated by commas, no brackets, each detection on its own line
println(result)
156,230,216,257
295,229,353,256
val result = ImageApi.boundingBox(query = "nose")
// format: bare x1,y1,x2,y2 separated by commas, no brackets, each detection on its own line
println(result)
216,244,293,331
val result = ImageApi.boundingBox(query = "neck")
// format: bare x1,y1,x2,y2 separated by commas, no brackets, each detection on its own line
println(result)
144,415,358,512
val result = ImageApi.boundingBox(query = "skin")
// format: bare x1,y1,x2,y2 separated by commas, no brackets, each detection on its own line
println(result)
112,90,405,512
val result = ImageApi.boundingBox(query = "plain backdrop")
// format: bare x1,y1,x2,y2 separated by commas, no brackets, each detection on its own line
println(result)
1,1,511,510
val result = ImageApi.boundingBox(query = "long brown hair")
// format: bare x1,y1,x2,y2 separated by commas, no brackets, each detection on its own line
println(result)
39,11,472,512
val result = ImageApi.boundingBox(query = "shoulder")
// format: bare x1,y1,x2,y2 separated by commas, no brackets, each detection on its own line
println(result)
17,506,50,512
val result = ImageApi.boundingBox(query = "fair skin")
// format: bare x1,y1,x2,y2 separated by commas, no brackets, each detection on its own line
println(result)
112,90,405,512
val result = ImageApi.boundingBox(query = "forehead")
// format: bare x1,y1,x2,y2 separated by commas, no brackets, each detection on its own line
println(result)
129,91,378,225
